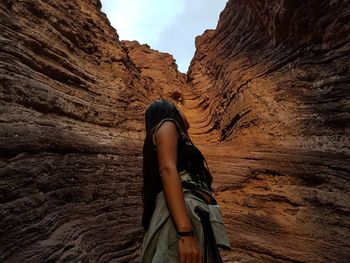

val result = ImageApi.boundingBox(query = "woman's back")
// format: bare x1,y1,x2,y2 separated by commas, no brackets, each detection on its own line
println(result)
152,118,213,197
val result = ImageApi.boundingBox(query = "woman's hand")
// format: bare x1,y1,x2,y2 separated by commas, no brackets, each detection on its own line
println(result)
178,235,203,263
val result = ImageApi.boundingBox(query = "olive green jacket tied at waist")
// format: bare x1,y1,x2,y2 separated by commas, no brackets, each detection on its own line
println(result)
140,188,232,262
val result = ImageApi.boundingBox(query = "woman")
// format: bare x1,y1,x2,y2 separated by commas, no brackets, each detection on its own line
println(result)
140,99,231,263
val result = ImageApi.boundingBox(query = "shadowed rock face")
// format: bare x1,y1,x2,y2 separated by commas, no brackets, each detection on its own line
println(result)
0,0,150,262
0,0,188,261
0,0,349,262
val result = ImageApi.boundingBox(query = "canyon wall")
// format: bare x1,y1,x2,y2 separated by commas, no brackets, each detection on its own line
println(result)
187,0,350,262
188,0,349,148
0,0,349,262
0,0,188,261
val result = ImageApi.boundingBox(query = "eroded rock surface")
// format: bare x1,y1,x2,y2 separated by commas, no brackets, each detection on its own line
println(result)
122,40,188,103
0,0,349,262
186,0,350,262
0,0,196,260
0,0,184,261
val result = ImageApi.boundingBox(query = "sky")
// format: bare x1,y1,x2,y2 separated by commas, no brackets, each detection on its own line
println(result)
101,0,228,73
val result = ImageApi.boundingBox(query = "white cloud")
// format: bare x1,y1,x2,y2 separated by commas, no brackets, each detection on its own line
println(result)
101,0,185,45
101,0,228,72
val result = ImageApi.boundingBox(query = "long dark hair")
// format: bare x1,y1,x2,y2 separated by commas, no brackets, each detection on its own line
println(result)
142,98,213,231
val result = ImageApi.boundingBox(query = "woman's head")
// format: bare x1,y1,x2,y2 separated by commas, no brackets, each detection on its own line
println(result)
144,98,189,137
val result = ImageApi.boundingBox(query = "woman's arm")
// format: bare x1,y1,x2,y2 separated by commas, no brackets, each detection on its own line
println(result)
154,120,202,263
154,121,192,231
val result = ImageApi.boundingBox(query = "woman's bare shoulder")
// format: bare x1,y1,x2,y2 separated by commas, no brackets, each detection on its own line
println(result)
153,120,181,147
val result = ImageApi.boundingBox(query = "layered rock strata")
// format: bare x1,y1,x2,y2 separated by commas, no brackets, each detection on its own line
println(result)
187,0,350,262
0,0,187,262
122,40,188,103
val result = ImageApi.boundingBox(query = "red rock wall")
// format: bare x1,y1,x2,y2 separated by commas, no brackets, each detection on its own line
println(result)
0,0,130,261
0,0,188,262
187,0,350,262
188,0,349,147
122,40,188,102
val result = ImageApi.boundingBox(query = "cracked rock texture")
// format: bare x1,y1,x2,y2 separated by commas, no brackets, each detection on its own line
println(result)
0,0,349,262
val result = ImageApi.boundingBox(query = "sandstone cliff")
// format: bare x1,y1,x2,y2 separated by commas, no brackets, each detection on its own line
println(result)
122,40,187,103
0,0,175,261
187,0,350,262
0,0,349,262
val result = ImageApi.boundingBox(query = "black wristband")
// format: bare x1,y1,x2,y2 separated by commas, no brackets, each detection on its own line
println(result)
176,230,195,239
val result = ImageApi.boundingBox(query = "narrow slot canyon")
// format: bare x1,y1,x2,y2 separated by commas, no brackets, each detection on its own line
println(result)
0,0,349,262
